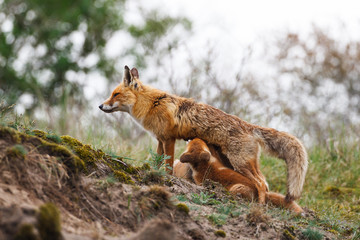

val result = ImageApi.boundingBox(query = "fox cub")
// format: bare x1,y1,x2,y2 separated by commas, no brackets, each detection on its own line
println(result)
176,138,303,214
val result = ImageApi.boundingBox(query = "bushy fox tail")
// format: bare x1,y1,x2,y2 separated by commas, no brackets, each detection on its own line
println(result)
255,127,308,201
266,192,303,214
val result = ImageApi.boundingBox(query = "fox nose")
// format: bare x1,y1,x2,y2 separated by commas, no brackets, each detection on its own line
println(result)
99,104,103,110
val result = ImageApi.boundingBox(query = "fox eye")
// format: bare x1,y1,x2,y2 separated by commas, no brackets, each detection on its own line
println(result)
113,93,119,97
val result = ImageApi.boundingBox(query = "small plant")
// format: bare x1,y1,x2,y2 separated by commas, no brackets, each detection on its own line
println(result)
302,227,323,240
216,204,242,217
191,192,221,205
208,213,227,226
106,175,117,185
147,148,171,172
175,194,188,202
6,144,28,159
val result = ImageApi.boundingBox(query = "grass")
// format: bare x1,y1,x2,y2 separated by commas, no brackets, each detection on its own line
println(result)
302,227,324,240
1,108,359,239
260,140,360,237
191,192,222,205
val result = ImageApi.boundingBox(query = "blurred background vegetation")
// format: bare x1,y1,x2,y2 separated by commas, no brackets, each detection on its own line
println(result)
1,0,359,146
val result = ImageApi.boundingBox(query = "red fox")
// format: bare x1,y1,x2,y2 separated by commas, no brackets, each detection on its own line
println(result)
178,138,304,214
99,66,308,201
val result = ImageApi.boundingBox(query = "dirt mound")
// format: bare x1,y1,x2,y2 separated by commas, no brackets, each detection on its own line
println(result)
0,126,337,239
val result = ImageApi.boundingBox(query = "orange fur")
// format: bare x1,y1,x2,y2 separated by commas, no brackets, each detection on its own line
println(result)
180,138,304,214
173,159,193,182
99,66,308,201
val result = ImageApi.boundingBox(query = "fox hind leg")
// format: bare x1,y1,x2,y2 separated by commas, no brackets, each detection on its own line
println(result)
229,183,256,201
225,139,268,204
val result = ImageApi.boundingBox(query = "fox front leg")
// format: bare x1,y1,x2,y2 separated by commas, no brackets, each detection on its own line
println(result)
162,138,175,175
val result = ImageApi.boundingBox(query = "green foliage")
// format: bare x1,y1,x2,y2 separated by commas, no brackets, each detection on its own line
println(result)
208,213,227,226
0,0,191,134
6,144,28,159
175,194,188,202
191,192,221,205
146,148,172,172
0,0,122,113
37,203,62,240
216,204,242,217
301,227,323,240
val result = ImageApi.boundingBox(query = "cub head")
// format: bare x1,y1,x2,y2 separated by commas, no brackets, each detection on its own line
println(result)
180,138,211,167
99,66,143,113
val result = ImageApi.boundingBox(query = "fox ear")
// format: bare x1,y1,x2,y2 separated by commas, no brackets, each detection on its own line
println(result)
130,67,139,79
123,65,131,86
180,153,192,163
200,151,210,162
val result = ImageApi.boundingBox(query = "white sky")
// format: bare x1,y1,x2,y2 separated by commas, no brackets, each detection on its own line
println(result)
143,0,360,43
124,0,360,85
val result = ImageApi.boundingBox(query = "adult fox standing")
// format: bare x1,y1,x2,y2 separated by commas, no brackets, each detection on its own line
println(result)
99,66,308,202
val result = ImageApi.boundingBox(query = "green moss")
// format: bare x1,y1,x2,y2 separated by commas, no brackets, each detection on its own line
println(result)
31,129,46,139
6,144,28,159
114,170,134,184
38,141,85,172
176,203,189,214
214,230,226,238
328,229,338,235
124,165,137,174
74,145,96,163
37,203,62,240
0,126,21,143
61,135,106,168
283,229,296,240
139,163,151,171
61,135,83,147
14,224,39,240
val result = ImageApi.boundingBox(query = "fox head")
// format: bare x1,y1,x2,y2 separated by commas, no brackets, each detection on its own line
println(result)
180,138,211,166
99,66,142,113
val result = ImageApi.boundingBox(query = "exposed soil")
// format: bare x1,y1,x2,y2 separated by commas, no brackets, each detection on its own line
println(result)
0,126,336,240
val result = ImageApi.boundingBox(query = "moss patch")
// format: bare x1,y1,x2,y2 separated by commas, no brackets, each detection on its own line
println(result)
37,203,62,240
176,203,189,214
38,141,85,173
31,129,46,139
0,126,21,143
114,170,134,184
282,229,296,240
61,135,105,168
214,230,226,238
14,224,39,240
